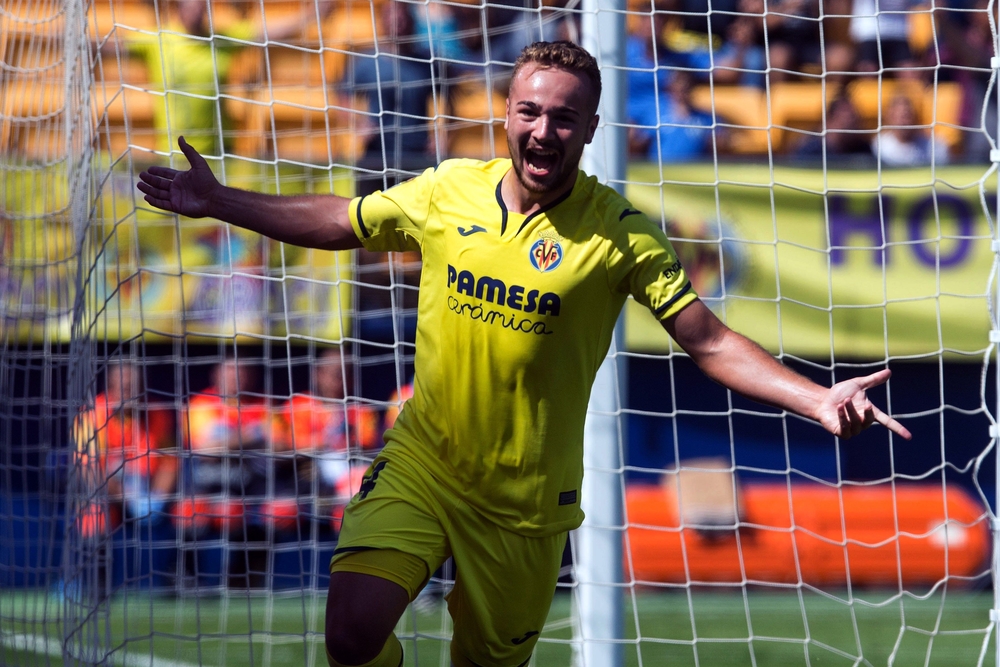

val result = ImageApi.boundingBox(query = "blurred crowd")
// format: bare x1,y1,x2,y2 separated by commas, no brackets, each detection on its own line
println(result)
0,0,992,173
85,0,997,175
622,0,996,164
337,0,997,167
73,352,410,590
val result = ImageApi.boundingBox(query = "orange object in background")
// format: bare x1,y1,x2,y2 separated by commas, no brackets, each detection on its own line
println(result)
626,483,990,587
173,497,245,534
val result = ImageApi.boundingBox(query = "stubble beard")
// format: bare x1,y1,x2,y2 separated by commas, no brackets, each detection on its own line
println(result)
507,135,573,196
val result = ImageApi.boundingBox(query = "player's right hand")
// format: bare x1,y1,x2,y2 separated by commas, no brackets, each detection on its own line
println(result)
136,136,217,219
815,369,912,441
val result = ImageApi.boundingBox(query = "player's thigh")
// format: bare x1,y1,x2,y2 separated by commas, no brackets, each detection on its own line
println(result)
331,453,452,601
447,519,567,667
324,570,409,655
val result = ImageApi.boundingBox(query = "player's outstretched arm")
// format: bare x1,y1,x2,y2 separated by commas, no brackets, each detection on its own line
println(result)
663,299,912,440
136,137,362,251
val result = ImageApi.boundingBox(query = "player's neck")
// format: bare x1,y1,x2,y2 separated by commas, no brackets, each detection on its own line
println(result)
500,169,575,217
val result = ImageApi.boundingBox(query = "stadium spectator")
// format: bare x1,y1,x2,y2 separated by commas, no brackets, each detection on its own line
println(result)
849,0,923,78
625,0,764,113
410,0,572,86
410,0,481,69
272,348,380,532
625,3,673,135
139,40,910,667
383,380,414,432
347,0,436,196
675,0,741,42
74,358,178,589
483,0,573,82
629,70,719,162
741,0,854,84
645,0,852,87
176,356,268,587
182,356,267,500
711,9,767,88
124,0,332,157
872,93,948,166
340,2,426,355
936,0,996,162
624,0,758,159
625,1,715,83
794,94,873,158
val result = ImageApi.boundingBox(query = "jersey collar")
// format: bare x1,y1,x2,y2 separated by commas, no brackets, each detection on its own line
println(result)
494,170,579,237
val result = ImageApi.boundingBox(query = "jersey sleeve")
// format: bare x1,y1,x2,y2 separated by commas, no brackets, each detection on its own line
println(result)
609,210,697,321
348,167,435,252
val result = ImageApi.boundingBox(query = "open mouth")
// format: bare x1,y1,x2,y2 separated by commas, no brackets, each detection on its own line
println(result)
525,147,559,178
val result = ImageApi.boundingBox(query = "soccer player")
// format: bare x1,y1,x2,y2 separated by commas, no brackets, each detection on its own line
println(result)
138,40,910,667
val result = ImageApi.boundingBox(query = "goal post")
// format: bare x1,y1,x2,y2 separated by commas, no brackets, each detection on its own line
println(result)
578,0,627,665
1,1,999,666
993,39,1000,667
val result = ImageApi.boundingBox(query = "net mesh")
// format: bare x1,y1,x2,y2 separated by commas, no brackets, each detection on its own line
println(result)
0,0,997,665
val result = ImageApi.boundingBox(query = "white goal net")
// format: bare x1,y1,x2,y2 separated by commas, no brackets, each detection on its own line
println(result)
1,0,998,665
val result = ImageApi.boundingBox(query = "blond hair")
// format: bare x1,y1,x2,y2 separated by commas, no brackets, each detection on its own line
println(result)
511,41,602,113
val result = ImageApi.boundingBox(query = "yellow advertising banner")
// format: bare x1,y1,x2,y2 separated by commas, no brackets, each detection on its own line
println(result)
623,163,995,360
1,160,354,344
3,161,995,355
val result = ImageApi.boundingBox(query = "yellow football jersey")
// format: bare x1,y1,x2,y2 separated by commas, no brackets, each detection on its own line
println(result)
349,158,697,535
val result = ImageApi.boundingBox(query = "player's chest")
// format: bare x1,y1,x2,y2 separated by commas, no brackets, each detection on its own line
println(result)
423,215,609,317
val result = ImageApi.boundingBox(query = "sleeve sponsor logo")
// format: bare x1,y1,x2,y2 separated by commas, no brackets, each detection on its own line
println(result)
558,489,578,506
662,260,683,282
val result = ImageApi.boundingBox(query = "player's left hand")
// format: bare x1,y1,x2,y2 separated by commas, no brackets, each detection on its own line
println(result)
816,369,912,440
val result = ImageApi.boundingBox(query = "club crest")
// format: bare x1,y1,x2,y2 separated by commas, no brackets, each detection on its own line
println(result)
529,231,564,273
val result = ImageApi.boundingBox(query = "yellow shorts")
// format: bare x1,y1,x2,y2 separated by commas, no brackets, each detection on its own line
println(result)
330,451,567,667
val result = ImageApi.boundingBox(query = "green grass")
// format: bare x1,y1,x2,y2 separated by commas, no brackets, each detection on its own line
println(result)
0,589,994,666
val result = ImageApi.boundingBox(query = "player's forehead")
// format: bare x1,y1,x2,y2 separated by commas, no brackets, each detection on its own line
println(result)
508,64,594,114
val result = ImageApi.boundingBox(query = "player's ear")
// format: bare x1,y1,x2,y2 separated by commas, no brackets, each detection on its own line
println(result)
585,114,599,144
504,97,511,130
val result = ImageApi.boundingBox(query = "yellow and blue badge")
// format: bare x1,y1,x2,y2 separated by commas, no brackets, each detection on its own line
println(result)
529,231,564,273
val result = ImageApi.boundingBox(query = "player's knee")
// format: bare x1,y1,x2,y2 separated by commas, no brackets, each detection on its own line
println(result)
324,630,368,665
325,624,400,667
325,614,383,665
